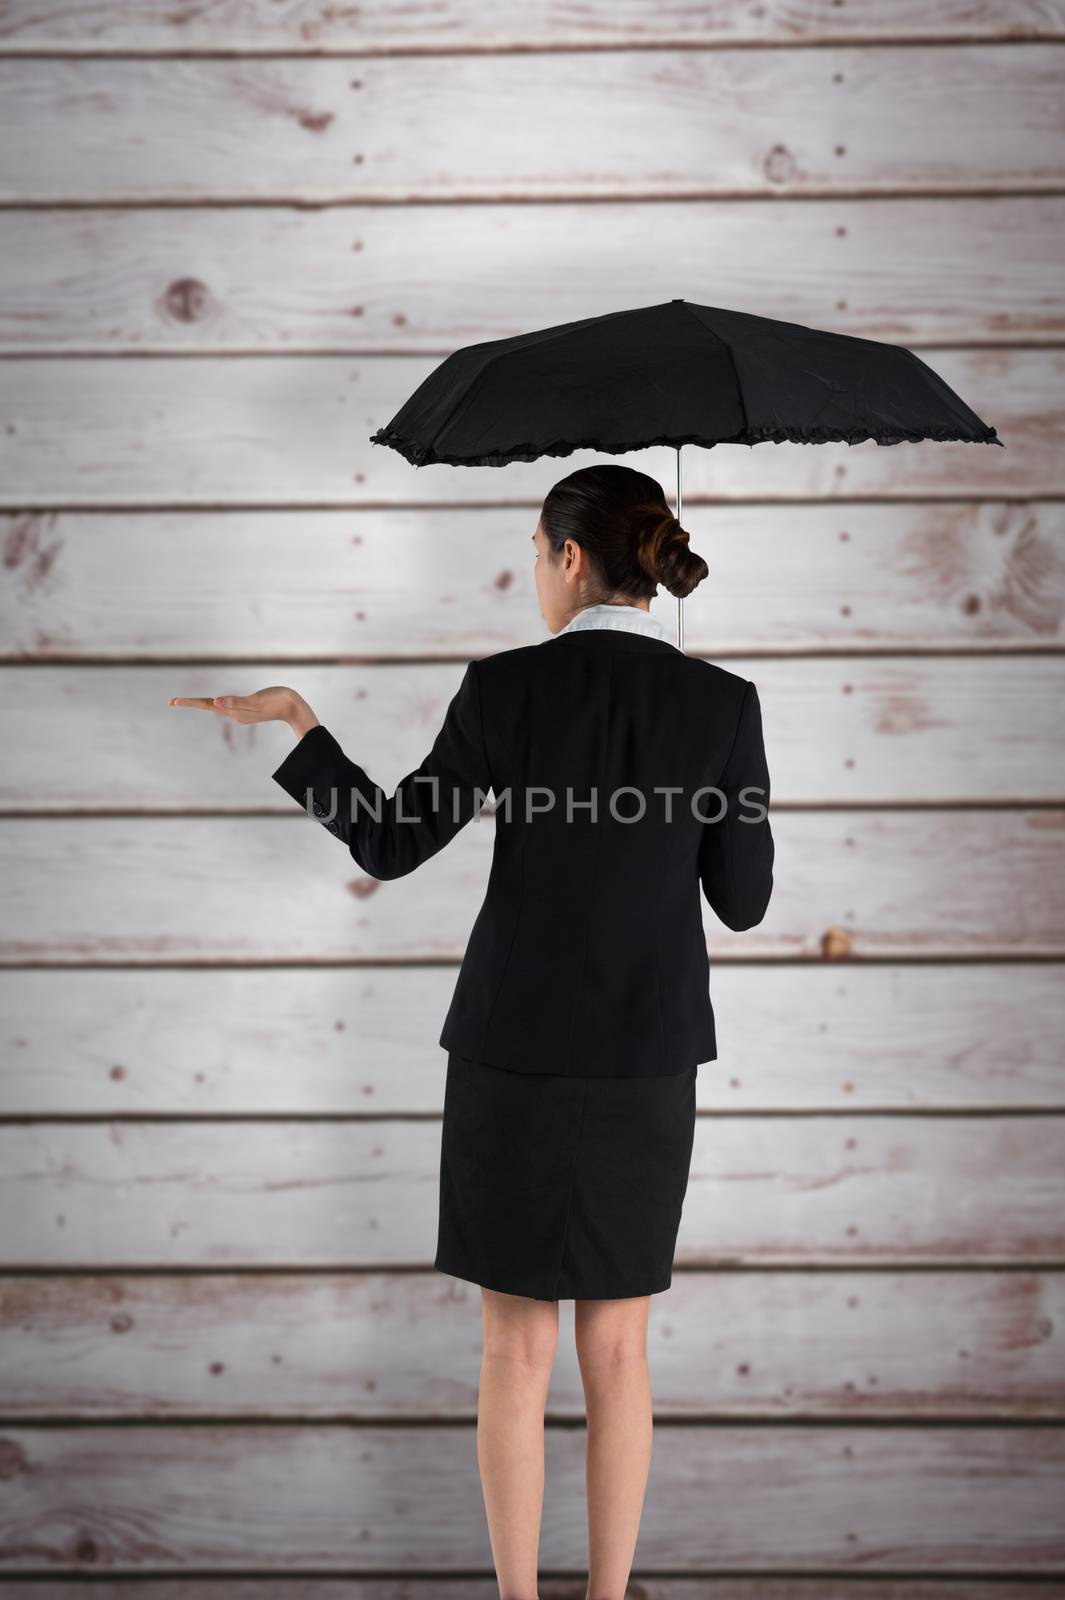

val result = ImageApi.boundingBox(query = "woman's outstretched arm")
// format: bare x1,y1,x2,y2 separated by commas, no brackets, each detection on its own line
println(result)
270,661,493,880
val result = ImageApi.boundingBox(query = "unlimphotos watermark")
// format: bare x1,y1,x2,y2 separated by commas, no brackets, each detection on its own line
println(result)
301,780,769,827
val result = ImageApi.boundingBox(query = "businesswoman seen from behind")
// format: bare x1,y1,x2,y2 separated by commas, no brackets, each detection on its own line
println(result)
171,463,774,1600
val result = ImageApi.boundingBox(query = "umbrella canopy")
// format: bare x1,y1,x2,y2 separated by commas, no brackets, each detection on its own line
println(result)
369,297,1003,651
369,298,1003,469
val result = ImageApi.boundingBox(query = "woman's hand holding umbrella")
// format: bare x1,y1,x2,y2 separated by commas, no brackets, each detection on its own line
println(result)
168,687,320,739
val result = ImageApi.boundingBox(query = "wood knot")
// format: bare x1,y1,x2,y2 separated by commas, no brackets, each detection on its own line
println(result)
821,926,853,960
161,277,212,324
0,1438,29,1480
74,1534,100,1564
297,110,335,134
763,144,797,184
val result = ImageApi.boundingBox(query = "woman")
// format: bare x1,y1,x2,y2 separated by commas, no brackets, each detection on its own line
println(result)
171,462,774,1599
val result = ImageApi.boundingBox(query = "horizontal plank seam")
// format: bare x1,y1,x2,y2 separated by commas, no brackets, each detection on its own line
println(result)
1,495,1060,513
3,184,1065,210
4,802,1065,818
3,1260,1064,1277
2,33,1065,58
0,331,1059,353
4,1414,1065,1430
3,949,1065,966
3,1107,1065,1124
4,1574,1065,1589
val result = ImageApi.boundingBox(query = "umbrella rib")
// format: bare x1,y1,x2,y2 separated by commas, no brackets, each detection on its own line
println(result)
680,300,751,446
418,308,640,463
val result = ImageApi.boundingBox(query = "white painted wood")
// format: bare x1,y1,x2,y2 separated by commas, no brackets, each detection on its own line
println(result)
1,1116,1061,1267
0,3,1059,1588
1,197,1063,352
4,503,1061,658
2,964,1061,1115
0,1423,1061,1570
3,657,1063,806
0,350,1034,506
2,49,1063,203
2,809,1062,964
2,1268,1060,1419
2,0,1062,52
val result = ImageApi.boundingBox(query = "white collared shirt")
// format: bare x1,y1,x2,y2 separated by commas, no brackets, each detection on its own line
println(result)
556,602,680,650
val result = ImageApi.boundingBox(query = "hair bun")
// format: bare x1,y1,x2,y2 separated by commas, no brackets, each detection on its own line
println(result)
636,511,708,600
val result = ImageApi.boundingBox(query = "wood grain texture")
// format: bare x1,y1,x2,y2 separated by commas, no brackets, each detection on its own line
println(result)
0,1423,1062,1571
2,1116,1062,1268
4,503,1062,658
2,1269,1061,1419
4,657,1064,806
2,196,1063,353
2,809,1063,964
2,49,1063,203
2,0,1063,52
0,3,1061,1589
2,963,1062,1115
0,349,1035,506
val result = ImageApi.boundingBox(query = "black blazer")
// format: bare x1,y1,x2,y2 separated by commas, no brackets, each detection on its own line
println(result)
271,627,774,1077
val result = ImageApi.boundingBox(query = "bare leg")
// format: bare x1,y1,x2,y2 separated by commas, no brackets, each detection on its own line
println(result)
575,1294,653,1599
478,1285,560,1598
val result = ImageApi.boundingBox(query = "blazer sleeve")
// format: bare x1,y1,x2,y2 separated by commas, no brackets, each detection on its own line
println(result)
698,678,774,931
270,659,492,881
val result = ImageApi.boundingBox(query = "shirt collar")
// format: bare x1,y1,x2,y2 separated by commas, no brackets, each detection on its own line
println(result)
556,602,679,649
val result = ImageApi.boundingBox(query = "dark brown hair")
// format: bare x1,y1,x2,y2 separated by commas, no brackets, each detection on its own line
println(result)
539,464,708,602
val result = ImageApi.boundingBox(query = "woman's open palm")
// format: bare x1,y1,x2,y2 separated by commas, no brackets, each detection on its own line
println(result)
169,686,295,725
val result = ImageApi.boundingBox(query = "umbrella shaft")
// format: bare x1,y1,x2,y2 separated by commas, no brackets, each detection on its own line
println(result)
675,445,684,654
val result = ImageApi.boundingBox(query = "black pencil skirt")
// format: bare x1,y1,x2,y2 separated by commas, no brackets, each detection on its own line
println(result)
434,1050,698,1301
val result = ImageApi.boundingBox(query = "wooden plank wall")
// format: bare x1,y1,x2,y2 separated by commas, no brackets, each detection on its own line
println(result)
1,0,1064,1589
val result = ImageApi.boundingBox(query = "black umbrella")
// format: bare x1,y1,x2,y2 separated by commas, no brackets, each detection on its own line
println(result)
369,298,1003,651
